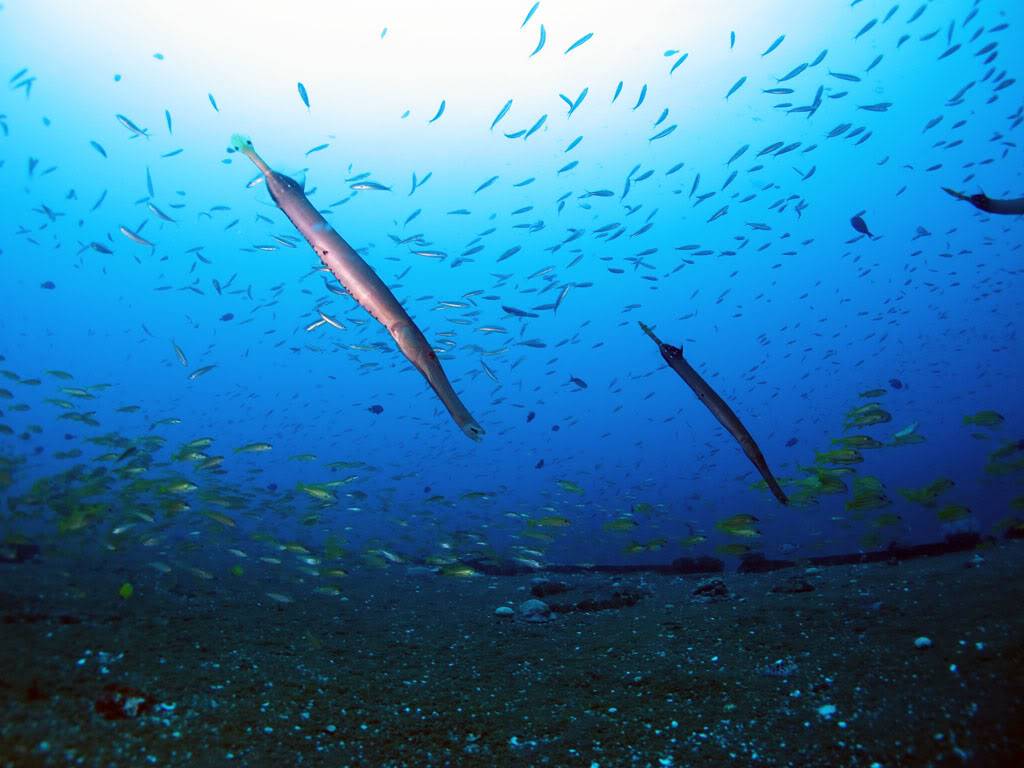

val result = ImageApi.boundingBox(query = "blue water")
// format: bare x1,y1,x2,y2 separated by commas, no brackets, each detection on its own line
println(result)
1,0,1021,568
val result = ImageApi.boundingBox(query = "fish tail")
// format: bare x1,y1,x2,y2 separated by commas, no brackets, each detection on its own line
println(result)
768,480,789,505
750,450,788,505
942,187,970,202
231,133,271,175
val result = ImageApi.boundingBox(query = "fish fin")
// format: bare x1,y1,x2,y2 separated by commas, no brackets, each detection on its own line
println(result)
969,190,990,209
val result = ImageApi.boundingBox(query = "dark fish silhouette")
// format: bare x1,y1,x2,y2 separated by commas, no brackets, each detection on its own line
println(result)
850,214,875,238
943,187,1024,215
639,322,788,505
368,404,384,415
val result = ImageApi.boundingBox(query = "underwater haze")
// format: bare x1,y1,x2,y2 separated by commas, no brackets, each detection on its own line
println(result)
2,1,1024,765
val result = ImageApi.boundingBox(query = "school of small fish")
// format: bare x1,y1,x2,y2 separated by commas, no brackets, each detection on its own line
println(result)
0,2,1022,595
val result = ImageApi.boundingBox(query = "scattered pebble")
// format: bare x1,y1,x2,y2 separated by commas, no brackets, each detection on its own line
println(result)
691,578,729,603
772,576,815,594
530,578,571,597
758,658,799,677
517,599,552,623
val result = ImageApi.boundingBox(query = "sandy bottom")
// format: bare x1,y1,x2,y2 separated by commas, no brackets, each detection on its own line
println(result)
2,543,1023,767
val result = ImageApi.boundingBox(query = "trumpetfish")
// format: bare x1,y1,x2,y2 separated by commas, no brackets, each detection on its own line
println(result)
942,187,1024,215
233,135,484,442
639,321,788,505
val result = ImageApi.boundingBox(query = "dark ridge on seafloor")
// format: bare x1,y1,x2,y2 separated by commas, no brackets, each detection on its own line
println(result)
463,531,1010,577
0,543,40,564
4,533,1018,577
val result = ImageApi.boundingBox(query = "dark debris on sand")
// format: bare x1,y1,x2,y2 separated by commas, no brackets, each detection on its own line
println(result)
2,543,1023,766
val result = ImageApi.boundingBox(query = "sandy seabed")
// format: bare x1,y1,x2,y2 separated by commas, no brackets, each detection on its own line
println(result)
1,543,1022,767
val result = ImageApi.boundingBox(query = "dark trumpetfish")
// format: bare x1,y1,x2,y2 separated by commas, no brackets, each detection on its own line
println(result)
943,187,1024,215
233,135,484,442
639,322,788,505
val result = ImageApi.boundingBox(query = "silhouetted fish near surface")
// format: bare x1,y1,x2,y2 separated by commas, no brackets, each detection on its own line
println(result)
115,113,149,139
943,187,1024,216
850,214,876,238
503,305,538,318
568,375,588,389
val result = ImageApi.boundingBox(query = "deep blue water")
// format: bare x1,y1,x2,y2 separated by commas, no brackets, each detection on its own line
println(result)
1,0,1021,570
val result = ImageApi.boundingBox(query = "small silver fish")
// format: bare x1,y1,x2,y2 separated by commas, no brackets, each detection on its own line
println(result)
119,225,154,247
115,114,149,139
147,202,176,222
